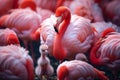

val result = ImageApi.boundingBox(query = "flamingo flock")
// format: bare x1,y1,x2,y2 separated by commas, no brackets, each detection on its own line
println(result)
0,0,120,80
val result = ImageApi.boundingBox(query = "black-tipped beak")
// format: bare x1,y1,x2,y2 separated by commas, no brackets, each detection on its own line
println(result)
54,26,59,33
54,16,62,33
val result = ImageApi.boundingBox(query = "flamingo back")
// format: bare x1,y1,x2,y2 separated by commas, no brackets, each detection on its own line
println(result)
0,45,34,80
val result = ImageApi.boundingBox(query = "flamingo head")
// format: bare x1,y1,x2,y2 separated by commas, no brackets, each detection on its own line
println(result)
7,34,20,46
57,65,68,80
0,15,9,26
54,6,71,33
101,27,115,38
39,44,49,55
31,27,41,41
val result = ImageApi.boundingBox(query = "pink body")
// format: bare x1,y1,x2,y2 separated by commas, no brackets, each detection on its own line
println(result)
35,0,58,12
0,8,41,42
40,15,57,56
63,0,104,22
90,31,120,79
0,45,34,80
0,0,18,16
57,60,108,80
90,32,120,68
40,14,94,60
0,28,19,46
91,21,118,43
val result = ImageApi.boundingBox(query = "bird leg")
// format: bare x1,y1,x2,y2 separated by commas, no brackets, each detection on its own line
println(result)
23,40,36,63
45,75,50,80
29,42,36,63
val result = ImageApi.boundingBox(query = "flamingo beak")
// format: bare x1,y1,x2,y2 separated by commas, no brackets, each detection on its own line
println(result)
54,27,59,33
54,16,63,33
39,44,49,55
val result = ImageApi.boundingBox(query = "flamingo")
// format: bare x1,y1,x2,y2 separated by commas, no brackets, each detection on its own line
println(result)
39,15,57,57
57,60,108,80
0,28,20,46
90,30,120,79
53,6,94,61
0,45,34,80
35,44,54,80
0,8,41,42
91,21,118,43
0,8,42,62
104,0,120,26
0,0,19,17
35,0,64,12
18,0,54,22
63,0,104,22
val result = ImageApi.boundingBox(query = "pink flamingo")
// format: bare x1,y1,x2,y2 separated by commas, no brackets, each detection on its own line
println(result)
63,0,104,22
39,15,57,57
0,45,34,80
18,0,54,22
0,8,42,62
39,6,94,61
90,29,120,79
35,0,64,12
35,44,54,80
53,6,94,61
0,28,20,46
0,0,19,16
57,60,108,80
91,21,119,43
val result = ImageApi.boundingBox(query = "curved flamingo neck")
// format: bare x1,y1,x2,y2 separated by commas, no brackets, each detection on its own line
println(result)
53,7,71,60
58,11,71,37
90,40,102,65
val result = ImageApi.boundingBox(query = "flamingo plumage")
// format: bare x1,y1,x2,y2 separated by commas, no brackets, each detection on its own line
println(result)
0,28,20,46
63,0,104,22
53,6,94,60
39,6,94,61
91,21,118,43
35,44,54,80
0,8,42,62
90,30,120,79
0,45,34,80
57,60,108,80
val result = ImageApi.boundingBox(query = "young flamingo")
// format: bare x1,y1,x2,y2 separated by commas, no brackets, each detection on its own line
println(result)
53,6,94,61
57,60,108,80
35,44,54,80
